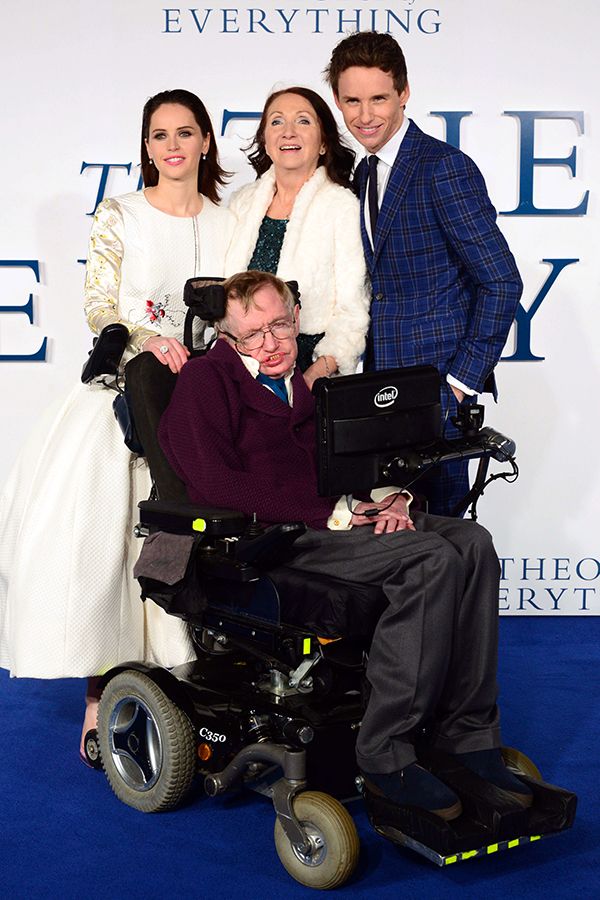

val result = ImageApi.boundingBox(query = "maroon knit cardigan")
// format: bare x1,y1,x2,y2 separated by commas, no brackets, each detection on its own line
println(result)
158,339,336,529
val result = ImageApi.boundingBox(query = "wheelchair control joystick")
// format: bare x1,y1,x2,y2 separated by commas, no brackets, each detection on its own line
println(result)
452,402,485,437
244,512,265,539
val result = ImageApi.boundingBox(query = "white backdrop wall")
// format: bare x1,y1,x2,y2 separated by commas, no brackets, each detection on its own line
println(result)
1,1,598,615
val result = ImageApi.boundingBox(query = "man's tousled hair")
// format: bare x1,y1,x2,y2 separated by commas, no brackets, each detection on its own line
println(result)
325,31,408,96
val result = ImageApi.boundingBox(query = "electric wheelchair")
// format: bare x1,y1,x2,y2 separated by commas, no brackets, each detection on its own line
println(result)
81,289,576,890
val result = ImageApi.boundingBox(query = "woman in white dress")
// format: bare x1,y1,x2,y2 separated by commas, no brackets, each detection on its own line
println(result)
0,89,235,754
226,87,370,389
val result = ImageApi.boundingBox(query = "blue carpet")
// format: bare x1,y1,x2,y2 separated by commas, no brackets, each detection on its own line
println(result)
1,617,597,899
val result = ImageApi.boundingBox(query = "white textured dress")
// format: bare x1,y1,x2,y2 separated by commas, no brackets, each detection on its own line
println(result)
0,191,235,678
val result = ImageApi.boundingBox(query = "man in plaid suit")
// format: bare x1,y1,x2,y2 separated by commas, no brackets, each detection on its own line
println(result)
326,32,523,516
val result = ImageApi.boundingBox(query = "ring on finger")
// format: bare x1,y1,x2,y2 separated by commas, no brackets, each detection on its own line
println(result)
159,344,169,354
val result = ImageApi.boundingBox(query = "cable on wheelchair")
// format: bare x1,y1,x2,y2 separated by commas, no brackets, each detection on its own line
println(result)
450,443,519,520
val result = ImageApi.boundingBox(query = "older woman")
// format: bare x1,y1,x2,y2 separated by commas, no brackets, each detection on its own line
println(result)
226,87,370,389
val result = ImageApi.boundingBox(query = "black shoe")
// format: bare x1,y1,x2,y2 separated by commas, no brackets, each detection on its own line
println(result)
361,762,463,821
453,748,533,808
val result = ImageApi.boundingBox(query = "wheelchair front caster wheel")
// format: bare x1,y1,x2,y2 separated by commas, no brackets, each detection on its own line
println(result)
97,670,196,812
501,746,543,781
82,728,102,769
274,791,359,890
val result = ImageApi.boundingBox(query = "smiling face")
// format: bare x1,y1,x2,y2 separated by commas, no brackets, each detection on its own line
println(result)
145,103,210,184
224,285,300,378
334,66,409,154
263,92,325,179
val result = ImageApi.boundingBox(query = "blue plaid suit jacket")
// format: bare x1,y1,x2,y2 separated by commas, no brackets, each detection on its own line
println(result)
356,121,523,394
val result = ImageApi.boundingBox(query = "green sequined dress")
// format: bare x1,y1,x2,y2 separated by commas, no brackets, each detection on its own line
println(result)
248,216,324,372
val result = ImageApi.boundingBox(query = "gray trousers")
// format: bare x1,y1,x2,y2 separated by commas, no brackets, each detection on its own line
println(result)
287,512,501,772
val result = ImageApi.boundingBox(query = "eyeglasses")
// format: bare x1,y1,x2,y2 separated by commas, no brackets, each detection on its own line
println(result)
221,319,295,351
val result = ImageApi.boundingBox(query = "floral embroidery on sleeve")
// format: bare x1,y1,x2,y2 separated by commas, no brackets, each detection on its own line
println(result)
83,199,155,353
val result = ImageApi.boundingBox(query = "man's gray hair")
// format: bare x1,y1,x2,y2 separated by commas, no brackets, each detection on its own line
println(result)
219,270,296,330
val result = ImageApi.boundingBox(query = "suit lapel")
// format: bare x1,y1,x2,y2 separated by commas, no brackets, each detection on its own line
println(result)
239,366,315,427
238,368,291,419
372,121,423,264
212,340,290,419
234,355,314,424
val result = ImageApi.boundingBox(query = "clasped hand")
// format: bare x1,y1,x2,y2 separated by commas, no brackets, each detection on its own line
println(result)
350,494,415,534
143,336,190,373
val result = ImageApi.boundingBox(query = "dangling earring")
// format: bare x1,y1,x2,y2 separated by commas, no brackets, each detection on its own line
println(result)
201,153,206,160
149,158,154,165
319,147,326,156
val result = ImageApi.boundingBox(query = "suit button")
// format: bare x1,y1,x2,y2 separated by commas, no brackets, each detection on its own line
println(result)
375,292,384,301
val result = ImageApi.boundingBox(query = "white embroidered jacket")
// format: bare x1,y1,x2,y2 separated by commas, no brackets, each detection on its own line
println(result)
226,166,370,374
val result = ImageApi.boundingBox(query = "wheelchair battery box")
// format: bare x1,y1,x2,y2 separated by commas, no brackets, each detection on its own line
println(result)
314,365,442,496
138,500,247,537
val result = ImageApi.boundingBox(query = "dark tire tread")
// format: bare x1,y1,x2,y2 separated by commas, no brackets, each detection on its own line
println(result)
98,670,196,812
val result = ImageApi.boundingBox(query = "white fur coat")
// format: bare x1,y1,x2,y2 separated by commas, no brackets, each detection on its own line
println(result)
226,166,370,374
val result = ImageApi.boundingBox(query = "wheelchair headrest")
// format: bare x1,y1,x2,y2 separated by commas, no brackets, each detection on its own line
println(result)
183,276,227,324
183,277,302,326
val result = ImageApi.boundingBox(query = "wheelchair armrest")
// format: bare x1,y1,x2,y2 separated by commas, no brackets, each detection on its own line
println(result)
138,500,247,537
383,427,517,482
81,323,129,383
475,427,516,461
234,522,306,568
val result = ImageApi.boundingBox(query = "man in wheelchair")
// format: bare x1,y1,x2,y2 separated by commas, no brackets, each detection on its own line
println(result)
158,269,531,823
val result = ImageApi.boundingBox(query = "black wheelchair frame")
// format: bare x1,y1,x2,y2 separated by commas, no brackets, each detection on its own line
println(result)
81,322,576,890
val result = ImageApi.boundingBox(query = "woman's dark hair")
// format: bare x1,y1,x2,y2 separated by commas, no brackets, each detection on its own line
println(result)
247,86,355,189
140,89,229,204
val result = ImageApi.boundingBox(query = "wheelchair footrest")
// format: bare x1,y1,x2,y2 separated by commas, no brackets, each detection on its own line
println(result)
371,816,556,868
364,766,577,862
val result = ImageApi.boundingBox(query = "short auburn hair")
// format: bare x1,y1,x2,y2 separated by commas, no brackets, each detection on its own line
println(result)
325,31,408,96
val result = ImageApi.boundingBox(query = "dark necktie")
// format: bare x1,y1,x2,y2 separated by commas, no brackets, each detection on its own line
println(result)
368,154,379,235
257,372,288,404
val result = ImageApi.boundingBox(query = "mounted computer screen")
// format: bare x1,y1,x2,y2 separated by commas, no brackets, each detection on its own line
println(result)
314,366,442,496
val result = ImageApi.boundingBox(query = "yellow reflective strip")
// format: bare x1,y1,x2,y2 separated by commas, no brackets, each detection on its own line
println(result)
303,638,311,655
461,850,477,860
192,518,206,532
508,839,520,848
530,835,541,842
445,856,458,865
487,843,499,854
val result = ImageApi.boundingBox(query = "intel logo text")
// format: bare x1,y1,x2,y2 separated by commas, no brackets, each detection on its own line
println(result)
374,386,398,408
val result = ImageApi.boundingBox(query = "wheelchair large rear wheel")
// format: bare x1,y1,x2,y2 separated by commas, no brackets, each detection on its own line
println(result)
98,670,196,812
274,791,359,890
